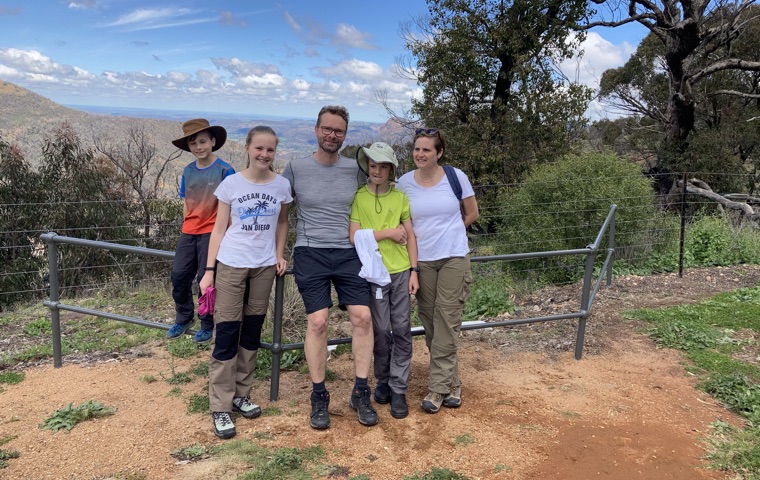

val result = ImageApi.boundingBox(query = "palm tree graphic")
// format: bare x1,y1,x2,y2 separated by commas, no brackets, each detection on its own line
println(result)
252,200,270,225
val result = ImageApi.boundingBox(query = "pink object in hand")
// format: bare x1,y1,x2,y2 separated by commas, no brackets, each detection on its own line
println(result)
198,287,216,316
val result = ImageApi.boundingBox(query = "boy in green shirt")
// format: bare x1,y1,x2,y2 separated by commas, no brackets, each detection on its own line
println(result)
349,142,418,419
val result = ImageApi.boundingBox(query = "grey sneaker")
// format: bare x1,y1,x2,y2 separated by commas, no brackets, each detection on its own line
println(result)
212,411,236,439
421,391,444,413
443,386,462,408
349,388,379,426
232,396,261,419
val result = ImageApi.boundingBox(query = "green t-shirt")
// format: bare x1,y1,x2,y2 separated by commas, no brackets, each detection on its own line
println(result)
350,185,412,274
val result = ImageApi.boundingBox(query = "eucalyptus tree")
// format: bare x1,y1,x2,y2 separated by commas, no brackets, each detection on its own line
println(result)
398,0,592,229
590,0,760,178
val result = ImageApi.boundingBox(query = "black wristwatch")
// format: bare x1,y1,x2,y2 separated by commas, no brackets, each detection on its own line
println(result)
204,266,216,272
409,266,420,273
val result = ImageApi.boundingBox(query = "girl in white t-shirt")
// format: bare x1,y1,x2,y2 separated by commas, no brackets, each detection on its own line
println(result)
199,126,292,440
396,127,479,415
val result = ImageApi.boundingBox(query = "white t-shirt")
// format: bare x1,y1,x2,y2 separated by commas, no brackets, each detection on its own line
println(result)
396,167,475,261
214,173,293,268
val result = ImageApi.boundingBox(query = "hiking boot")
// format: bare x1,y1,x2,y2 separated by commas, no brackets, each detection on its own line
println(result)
192,328,213,343
443,386,462,408
390,392,408,419
421,391,444,414
166,321,193,339
309,391,331,430
212,412,236,439
232,396,261,419
349,388,379,426
374,382,391,404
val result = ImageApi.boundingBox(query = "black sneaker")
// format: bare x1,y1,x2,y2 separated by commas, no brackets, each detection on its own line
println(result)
374,382,391,404
349,388,379,426
390,392,408,419
309,391,331,430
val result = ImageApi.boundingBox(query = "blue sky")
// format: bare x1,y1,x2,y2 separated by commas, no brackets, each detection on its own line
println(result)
0,1,645,123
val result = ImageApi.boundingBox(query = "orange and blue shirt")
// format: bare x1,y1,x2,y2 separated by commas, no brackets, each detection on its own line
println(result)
179,158,235,234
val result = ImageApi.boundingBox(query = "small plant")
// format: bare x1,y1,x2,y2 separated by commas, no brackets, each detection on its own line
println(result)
165,372,192,385
262,406,281,417
452,433,475,446
253,431,276,440
167,338,200,358
404,467,471,480
349,475,371,480
0,371,24,385
187,394,209,414
170,443,209,462
166,387,182,397
138,374,157,384
0,448,20,469
324,368,338,381
464,275,514,320
190,360,209,377
40,400,116,432
22,317,52,336
0,434,19,467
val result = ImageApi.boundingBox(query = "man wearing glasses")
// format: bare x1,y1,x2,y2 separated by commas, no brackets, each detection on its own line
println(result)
282,105,378,429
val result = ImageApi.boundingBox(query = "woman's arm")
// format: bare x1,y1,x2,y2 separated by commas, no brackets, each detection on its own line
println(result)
462,196,479,228
199,201,231,294
402,218,419,295
275,204,289,276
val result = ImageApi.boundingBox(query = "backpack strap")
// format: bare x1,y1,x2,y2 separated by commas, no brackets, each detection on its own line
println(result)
442,165,462,200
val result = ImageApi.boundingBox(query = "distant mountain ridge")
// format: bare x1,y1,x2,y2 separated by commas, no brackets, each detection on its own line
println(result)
0,80,406,172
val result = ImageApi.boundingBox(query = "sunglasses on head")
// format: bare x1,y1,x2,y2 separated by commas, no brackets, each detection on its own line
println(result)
415,128,439,136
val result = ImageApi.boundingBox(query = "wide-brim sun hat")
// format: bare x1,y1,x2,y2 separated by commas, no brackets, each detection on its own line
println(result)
172,118,227,152
356,142,398,177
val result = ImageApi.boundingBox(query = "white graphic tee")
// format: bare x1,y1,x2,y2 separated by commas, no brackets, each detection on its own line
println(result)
214,173,293,268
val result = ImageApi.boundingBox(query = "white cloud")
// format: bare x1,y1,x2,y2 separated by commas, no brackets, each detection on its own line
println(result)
104,8,213,31
283,11,300,32
334,24,374,49
315,59,383,81
560,31,636,89
0,47,418,122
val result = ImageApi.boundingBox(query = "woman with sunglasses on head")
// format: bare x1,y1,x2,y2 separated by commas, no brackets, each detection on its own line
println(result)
396,128,479,414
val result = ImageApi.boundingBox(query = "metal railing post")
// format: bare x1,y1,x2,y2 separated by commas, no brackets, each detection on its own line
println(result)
269,274,285,401
606,205,616,287
41,232,63,368
575,246,596,360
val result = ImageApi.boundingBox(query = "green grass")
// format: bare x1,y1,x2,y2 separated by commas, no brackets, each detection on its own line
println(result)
0,434,19,467
0,371,24,385
404,468,471,480
627,285,760,477
167,338,203,358
187,394,209,414
170,443,209,462
212,441,326,479
40,400,116,432
452,433,475,446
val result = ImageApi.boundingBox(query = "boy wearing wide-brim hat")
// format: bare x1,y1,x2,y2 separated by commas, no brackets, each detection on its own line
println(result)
168,119,235,343
349,142,419,419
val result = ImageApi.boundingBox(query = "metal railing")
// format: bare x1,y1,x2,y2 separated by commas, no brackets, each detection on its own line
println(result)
41,204,616,401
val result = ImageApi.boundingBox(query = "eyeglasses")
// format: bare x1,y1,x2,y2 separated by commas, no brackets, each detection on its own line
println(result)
415,128,439,137
318,126,346,138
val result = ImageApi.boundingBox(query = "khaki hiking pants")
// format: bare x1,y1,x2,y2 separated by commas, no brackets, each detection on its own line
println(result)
208,262,275,412
416,256,472,395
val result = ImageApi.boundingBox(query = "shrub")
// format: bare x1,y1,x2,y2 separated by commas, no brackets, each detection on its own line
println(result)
496,151,656,283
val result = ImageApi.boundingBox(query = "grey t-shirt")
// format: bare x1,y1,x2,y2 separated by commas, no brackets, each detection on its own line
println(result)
282,154,364,249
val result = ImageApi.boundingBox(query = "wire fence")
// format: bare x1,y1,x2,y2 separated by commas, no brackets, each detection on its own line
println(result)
1,171,758,310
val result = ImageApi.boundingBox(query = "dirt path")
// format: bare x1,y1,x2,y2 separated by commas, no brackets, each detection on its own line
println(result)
0,265,758,480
